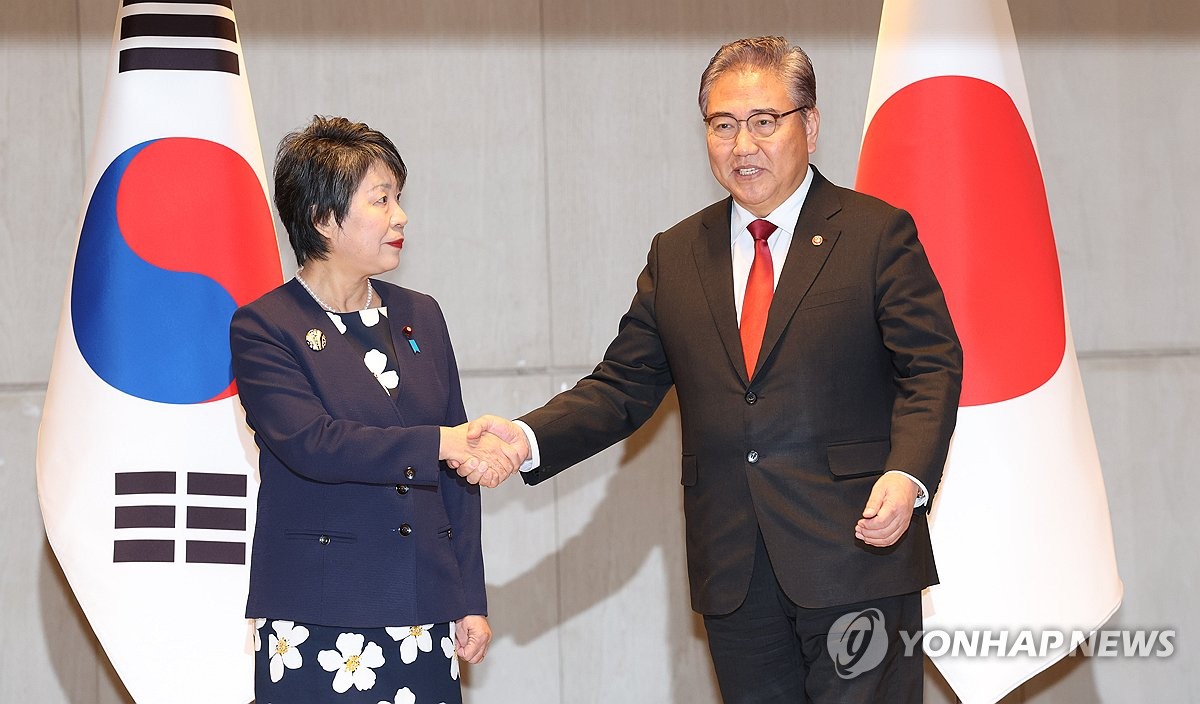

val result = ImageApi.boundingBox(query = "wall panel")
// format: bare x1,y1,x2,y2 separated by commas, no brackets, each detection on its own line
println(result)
0,0,84,384
459,373,564,702
0,391,132,703
237,1,550,373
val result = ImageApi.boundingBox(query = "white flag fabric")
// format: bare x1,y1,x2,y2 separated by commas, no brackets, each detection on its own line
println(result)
855,1,1123,702
37,2,280,701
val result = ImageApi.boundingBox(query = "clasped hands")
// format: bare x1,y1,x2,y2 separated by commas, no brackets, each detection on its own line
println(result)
441,416,529,488
444,417,916,546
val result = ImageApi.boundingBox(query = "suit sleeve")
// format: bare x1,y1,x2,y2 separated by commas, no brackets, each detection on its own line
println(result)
519,233,675,484
873,208,963,506
433,302,487,616
229,304,442,486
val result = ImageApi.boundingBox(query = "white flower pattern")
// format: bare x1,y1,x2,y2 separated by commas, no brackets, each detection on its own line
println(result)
359,308,381,327
326,311,348,334
364,348,399,391
268,620,310,683
317,632,386,693
387,623,434,664
378,686,417,704
441,622,459,681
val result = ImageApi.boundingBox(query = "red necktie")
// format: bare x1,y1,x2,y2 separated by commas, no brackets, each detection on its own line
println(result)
741,219,777,377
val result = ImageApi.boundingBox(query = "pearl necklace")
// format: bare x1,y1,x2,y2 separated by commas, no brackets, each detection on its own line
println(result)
294,267,374,313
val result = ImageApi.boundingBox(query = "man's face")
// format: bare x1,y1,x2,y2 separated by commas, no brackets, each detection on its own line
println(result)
705,69,819,217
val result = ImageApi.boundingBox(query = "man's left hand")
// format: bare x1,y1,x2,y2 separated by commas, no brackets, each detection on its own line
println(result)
855,473,919,547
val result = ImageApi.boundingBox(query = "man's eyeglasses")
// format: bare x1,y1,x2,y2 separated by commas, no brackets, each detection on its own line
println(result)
704,107,806,140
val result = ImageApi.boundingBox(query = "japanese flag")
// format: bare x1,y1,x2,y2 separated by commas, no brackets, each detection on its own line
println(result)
855,1,1123,701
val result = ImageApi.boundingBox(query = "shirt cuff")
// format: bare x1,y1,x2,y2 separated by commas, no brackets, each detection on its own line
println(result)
512,419,541,473
885,470,929,508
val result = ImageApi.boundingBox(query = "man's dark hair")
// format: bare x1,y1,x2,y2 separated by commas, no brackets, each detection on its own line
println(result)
699,36,816,117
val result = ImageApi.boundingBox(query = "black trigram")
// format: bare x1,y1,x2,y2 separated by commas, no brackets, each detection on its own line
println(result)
118,1,240,75
113,471,248,565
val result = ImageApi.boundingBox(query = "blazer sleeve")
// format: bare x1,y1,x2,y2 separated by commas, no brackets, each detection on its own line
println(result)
229,303,443,487
519,232,675,484
432,302,487,615
873,208,963,505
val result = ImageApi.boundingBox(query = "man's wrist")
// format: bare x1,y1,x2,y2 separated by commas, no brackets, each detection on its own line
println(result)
511,419,541,472
885,469,928,508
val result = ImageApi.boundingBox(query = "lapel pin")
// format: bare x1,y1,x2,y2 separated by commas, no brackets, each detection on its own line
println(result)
811,235,824,246
305,329,327,351
403,325,420,354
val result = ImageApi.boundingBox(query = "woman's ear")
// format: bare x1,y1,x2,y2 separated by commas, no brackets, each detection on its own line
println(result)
312,207,336,239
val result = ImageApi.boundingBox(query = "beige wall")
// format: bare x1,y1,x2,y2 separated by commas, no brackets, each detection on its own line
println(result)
3,1,1197,702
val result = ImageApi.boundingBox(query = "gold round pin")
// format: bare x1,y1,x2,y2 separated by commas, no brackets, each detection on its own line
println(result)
811,235,824,246
305,329,327,351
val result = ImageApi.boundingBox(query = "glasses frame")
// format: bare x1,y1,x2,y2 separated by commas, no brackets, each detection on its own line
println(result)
703,107,807,140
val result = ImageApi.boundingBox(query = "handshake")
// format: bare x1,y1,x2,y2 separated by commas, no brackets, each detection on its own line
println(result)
439,415,531,488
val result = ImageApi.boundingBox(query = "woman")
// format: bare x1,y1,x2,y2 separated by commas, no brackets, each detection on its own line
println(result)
230,115,514,703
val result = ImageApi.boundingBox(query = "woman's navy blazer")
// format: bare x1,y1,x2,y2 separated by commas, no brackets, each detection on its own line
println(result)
230,278,484,627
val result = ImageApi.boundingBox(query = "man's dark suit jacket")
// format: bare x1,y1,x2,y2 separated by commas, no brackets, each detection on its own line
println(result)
520,167,962,616
230,279,485,627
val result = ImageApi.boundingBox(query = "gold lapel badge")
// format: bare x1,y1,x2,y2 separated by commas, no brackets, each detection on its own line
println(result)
811,234,824,246
305,328,327,351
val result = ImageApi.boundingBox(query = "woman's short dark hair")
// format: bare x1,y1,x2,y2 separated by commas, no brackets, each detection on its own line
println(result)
273,115,407,265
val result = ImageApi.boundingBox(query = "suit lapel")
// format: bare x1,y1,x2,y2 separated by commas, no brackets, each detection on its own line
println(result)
691,198,751,385
379,286,417,412
285,279,404,424
754,170,843,377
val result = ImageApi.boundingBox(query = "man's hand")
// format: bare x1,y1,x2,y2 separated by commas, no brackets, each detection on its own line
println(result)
439,423,524,487
454,614,492,664
855,472,919,547
452,415,531,488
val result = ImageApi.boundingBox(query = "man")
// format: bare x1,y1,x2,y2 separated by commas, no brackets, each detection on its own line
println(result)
464,36,961,702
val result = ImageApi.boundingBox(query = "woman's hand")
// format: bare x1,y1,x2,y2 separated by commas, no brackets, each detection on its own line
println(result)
454,614,492,664
439,424,523,486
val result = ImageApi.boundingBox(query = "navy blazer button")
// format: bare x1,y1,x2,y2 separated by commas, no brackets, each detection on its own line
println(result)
745,391,757,405
747,450,760,463
399,523,413,536
404,467,416,480
396,484,409,495
318,535,331,545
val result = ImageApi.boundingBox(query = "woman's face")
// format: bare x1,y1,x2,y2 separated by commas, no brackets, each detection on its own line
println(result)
320,161,407,276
